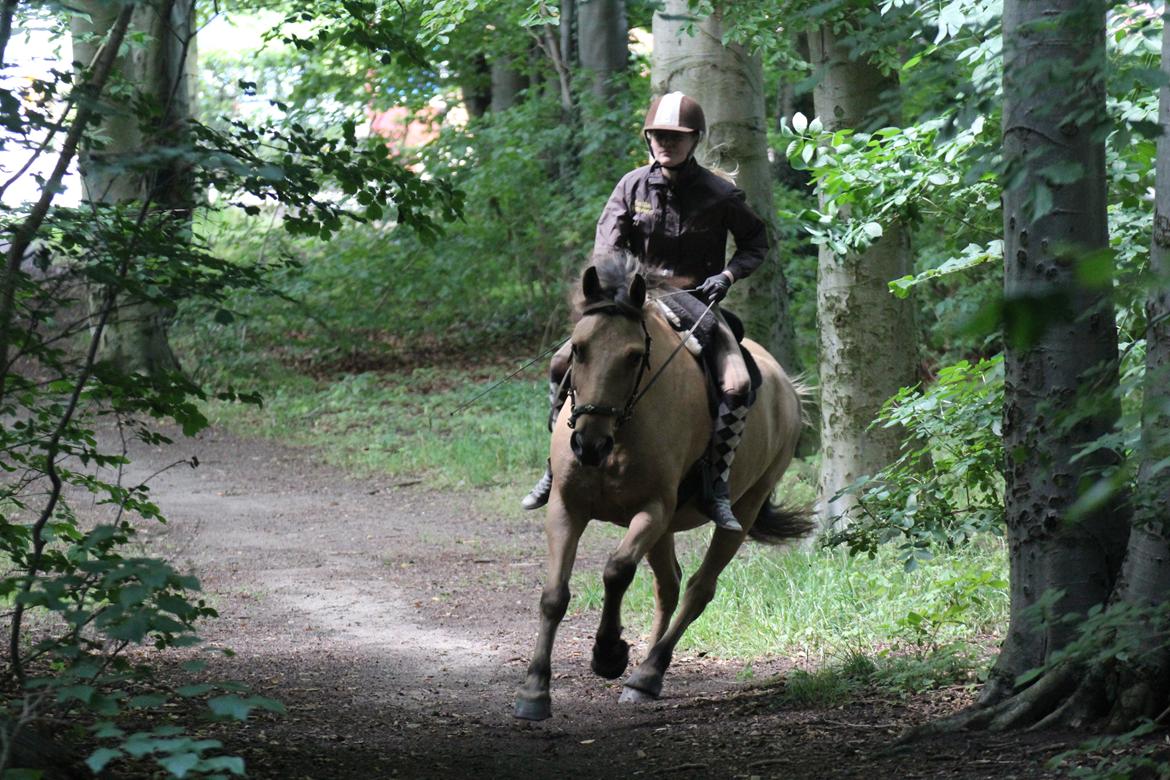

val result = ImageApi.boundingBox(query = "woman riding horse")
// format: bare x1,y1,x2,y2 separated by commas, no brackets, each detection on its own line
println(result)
521,91,770,533
514,253,809,720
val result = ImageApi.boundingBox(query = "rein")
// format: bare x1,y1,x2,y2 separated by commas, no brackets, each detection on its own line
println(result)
566,294,716,430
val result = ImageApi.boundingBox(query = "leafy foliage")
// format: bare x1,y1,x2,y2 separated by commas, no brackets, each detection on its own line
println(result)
825,357,1005,564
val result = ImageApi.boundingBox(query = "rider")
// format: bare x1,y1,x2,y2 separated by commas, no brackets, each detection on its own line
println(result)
521,91,770,533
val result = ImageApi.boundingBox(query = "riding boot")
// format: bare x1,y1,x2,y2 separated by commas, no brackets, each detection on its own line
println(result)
701,393,750,532
521,376,570,511
521,459,554,510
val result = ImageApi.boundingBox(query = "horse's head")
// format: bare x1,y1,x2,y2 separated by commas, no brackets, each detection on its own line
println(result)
566,263,650,467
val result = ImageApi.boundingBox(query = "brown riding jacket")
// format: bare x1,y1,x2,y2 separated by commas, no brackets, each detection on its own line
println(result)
593,158,769,292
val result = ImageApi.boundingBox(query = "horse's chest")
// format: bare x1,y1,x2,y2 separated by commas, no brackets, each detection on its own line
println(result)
559,450,668,524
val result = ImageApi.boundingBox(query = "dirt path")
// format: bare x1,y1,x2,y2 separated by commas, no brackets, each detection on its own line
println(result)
123,427,1078,779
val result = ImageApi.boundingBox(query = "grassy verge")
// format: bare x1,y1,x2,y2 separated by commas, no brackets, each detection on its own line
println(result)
205,365,550,488
573,534,1007,666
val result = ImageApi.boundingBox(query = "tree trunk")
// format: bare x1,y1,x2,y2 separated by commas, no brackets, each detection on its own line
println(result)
1094,9,1170,732
985,0,1127,703
576,0,627,104
461,53,492,118
72,0,190,376
807,23,918,528
490,54,527,112
652,0,801,372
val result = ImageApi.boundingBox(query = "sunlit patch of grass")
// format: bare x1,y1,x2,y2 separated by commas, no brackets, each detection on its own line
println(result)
571,536,1008,667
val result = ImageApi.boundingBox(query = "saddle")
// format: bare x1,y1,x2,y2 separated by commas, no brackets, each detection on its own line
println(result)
653,294,762,408
653,293,763,508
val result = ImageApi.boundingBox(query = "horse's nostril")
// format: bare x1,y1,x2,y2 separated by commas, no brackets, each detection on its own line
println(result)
570,431,611,467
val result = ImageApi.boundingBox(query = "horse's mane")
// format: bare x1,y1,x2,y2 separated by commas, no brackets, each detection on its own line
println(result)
569,250,671,322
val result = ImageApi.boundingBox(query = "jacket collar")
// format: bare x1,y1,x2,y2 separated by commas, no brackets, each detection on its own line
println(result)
648,157,701,188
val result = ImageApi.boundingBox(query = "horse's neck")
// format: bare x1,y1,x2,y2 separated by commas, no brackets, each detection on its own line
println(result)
645,310,706,395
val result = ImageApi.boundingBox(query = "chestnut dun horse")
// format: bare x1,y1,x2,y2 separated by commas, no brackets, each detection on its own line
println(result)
515,256,812,721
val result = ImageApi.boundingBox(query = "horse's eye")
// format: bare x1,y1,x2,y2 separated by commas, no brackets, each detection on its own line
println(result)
571,343,584,361
626,351,643,366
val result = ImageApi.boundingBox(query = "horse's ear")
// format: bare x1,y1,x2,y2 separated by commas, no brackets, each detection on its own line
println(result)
628,273,646,310
582,265,602,301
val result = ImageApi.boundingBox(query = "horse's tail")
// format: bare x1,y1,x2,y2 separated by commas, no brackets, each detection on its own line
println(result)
747,500,815,546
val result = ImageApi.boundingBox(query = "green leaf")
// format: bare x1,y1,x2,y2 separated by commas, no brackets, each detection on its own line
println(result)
160,752,200,778
862,222,884,239
86,748,123,773
791,112,808,133
201,756,246,775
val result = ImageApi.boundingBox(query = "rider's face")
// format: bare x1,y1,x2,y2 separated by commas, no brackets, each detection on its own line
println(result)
647,130,698,168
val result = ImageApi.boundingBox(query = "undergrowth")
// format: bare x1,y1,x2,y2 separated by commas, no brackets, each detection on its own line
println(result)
203,365,550,488
573,535,1007,670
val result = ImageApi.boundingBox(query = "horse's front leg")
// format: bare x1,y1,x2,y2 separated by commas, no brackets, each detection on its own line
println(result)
620,526,745,702
645,533,682,648
515,496,586,721
591,501,668,680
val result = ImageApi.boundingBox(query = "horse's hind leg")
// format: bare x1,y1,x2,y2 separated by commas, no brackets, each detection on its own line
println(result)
645,533,682,648
591,503,668,680
515,498,586,721
620,528,745,702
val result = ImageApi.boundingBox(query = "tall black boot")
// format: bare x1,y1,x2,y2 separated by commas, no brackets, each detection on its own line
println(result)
701,394,749,532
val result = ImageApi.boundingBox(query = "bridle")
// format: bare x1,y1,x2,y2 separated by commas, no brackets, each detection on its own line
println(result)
566,302,653,431
566,293,712,431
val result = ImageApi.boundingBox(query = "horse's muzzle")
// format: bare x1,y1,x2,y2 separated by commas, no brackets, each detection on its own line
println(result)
570,431,614,467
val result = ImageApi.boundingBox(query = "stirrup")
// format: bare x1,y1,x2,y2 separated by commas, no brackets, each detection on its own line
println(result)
521,462,553,511
703,484,743,532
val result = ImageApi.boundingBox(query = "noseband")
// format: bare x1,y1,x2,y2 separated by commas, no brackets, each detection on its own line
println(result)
566,302,653,431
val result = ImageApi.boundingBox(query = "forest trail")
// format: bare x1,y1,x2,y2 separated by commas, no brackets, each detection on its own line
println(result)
124,427,1070,779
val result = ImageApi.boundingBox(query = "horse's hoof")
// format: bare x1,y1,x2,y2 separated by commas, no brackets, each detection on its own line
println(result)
513,693,552,721
623,667,664,699
619,685,658,704
590,639,630,680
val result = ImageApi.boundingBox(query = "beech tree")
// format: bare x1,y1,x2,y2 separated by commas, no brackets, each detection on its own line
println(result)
576,0,627,104
651,0,801,371
920,0,1170,734
807,20,919,527
71,0,195,376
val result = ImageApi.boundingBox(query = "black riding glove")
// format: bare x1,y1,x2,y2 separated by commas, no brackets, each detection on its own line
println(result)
699,272,732,304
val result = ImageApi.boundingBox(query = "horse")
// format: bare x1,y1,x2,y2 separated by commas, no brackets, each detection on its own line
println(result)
514,254,813,721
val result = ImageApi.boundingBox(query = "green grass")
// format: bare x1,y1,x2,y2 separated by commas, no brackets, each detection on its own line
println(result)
571,535,1008,665
206,366,550,488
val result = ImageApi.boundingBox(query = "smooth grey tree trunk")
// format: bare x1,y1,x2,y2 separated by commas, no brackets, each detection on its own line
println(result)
984,0,1126,704
1087,11,1170,731
490,54,527,112
576,0,627,104
807,23,918,528
72,0,191,376
651,0,800,372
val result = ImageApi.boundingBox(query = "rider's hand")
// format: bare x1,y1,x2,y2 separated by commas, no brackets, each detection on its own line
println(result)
700,272,733,303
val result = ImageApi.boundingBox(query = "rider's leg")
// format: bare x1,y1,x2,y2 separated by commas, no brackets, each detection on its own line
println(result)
521,342,572,511
702,313,752,532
